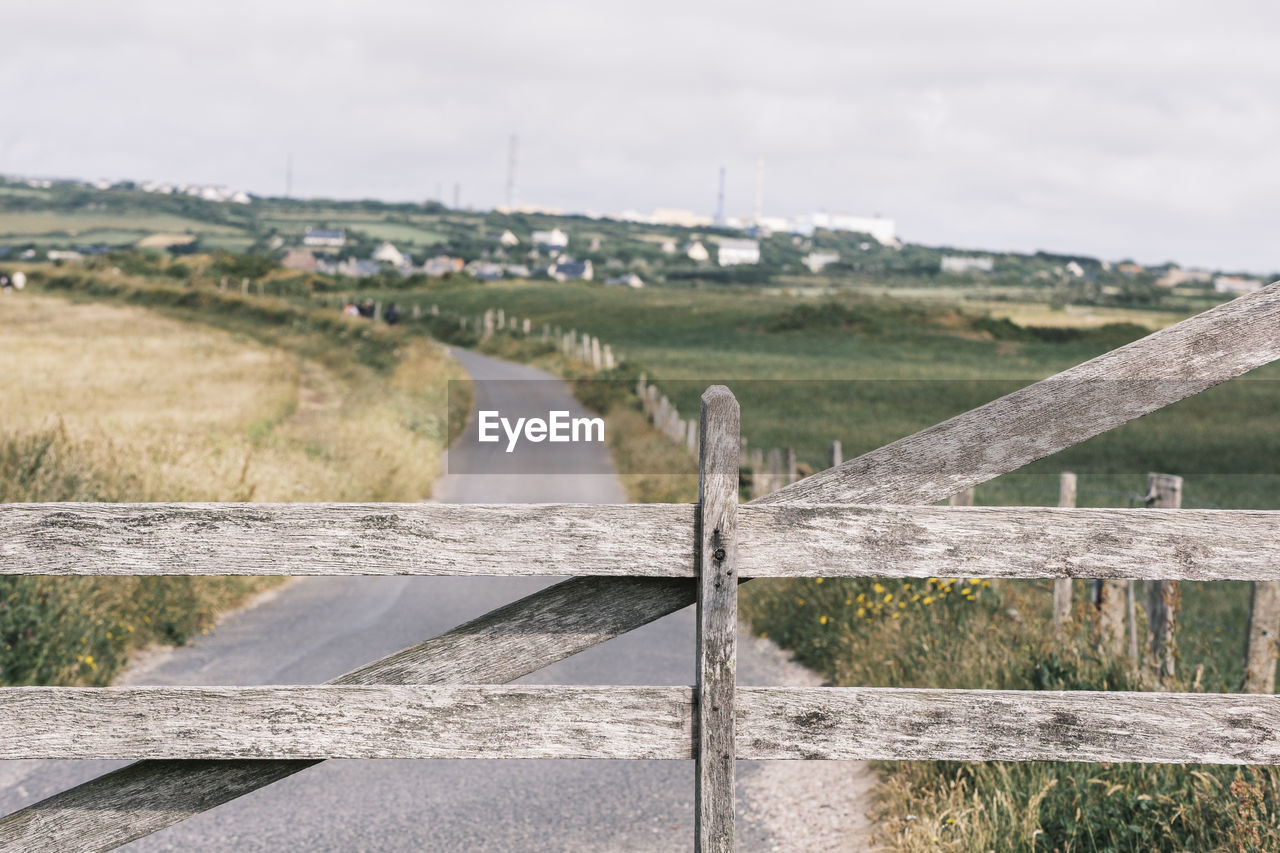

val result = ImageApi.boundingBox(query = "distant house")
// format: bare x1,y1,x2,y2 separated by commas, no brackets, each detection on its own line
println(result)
717,238,760,267
1064,261,1085,279
1117,263,1144,276
685,241,710,262
466,261,504,281
372,242,407,267
660,240,677,255
1158,266,1213,287
532,228,569,253
46,250,84,262
1215,275,1262,295
804,251,840,273
548,258,594,282
318,257,379,278
281,248,318,272
940,256,994,274
424,256,465,276
498,230,520,247
505,264,532,278
303,227,346,248
605,272,644,289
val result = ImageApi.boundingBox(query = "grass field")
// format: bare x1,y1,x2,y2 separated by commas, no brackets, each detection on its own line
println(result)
361,279,1280,509
0,211,246,238
0,290,464,686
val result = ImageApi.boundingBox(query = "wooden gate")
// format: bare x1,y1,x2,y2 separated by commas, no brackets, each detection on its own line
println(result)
4,283,1280,851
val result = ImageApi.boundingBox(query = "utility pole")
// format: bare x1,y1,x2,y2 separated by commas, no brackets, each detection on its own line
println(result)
753,157,764,224
505,134,519,210
285,153,293,199
715,166,726,226
452,183,461,210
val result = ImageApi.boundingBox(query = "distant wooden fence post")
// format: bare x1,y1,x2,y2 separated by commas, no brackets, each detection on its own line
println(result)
1245,582,1280,693
749,449,766,498
1094,471,1131,656
829,440,842,468
767,449,782,495
785,448,798,486
1053,472,1077,634
948,487,974,506
1145,473,1183,684
695,386,739,853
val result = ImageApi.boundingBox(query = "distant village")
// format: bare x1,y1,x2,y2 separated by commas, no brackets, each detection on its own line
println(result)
0,173,1269,295
279,225,802,288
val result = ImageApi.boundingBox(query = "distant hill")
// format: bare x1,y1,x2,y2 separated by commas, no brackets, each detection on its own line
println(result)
0,175,1262,311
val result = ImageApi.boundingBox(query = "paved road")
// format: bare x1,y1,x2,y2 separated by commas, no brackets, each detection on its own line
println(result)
0,348,863,851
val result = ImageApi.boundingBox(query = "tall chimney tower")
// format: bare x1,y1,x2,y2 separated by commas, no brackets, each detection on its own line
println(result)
505,134,519,210
754,157,764,224
715,165,726,225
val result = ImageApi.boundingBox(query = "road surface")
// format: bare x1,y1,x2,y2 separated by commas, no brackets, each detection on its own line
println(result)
0,347,873,851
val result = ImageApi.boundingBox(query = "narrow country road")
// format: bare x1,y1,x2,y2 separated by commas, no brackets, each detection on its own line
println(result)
0,347,874,851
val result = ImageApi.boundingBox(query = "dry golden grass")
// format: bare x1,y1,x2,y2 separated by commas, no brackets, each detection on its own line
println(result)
0,294,458,502
0,292,463,685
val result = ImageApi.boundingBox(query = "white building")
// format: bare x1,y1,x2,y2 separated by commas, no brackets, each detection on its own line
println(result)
717,238,760,266
498,229,520,246
1214,275,1262,294
805,251,840,273
651,208,714,228
605,272,645,288
685,241,710,262
1158,266,1214,287
795,213,897,245
372,242,407,267
303,227,346,248
940,256,994,274
548,258,593,282
1064,261,1085,279
531,228,569,250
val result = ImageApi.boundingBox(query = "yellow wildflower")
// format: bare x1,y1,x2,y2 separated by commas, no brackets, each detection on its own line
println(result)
819,615,828,625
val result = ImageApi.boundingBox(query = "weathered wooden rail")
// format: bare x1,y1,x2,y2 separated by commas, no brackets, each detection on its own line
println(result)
3,281,1280,852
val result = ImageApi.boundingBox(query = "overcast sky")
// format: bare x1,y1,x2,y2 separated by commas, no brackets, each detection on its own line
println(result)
5,1,1278,272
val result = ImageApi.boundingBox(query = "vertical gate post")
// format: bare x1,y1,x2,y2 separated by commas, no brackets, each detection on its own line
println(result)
1145,472,1183,684
696,385,739,853
1053,472,1077,635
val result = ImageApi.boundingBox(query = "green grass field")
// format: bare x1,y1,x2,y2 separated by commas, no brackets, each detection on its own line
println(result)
0,211,246,238
357,279,1280,511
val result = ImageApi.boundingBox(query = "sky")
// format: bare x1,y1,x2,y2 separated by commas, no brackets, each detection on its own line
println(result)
4,0,1278,272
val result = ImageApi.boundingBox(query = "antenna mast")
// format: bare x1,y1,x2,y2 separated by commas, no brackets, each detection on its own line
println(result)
505,134,519,210
715,165,726,225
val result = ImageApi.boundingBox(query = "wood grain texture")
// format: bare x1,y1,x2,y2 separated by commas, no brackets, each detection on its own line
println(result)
737,687,1280,765
733,505,1280,581
1245,582,1280,694
0,575,697,852
0,502,695,576
0,686,694,760
696,386,739,853
758,282,1280,506
1053,472,1077,632
8,503,1280,581
1145,473,1183,683
8,685,1280,766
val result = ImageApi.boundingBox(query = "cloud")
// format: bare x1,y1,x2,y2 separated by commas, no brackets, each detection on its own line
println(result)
3,0,1278,271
